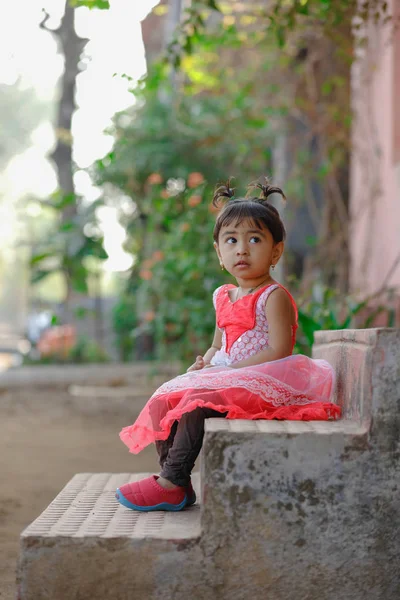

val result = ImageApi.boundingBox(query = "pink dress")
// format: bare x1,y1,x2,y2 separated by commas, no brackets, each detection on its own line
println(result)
120,283,341,454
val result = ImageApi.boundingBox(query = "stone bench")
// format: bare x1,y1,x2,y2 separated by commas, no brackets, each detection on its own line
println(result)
18,328,400,600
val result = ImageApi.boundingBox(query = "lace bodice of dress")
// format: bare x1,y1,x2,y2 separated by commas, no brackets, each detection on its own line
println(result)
210,284,296,367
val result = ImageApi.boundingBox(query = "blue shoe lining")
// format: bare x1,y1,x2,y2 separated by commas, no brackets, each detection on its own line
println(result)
116,488,188,512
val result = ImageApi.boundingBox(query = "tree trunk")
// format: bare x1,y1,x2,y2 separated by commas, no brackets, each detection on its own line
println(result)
42,3,88,323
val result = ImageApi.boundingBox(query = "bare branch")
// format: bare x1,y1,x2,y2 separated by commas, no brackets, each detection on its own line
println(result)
39,9,52,32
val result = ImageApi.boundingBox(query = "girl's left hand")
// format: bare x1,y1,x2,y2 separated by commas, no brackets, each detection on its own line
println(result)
187,355,206,372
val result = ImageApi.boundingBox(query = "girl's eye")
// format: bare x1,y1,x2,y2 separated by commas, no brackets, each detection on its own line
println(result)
250,236,261,243
226,237,236,244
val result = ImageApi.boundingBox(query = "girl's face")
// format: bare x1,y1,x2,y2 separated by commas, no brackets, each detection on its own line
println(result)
214,219,283,280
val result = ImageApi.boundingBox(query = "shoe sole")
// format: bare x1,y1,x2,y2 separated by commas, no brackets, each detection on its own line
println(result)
115,488,188,512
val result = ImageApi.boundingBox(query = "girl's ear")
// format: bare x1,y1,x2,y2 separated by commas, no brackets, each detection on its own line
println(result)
213,241,222,261
273,241,284,264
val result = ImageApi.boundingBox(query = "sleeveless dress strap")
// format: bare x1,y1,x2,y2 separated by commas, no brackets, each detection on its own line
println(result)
259,284,298,325
257,283,280,306
258,283,298,350
212,285,225,310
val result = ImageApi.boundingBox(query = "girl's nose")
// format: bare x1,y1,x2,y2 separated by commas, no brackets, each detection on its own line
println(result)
236,244,248,255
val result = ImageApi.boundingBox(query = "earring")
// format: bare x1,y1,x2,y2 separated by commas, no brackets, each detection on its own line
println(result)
271,264,275,270
220,263,224,271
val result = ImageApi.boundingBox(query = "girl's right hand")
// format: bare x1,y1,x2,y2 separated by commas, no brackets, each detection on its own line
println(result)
187,355,206,372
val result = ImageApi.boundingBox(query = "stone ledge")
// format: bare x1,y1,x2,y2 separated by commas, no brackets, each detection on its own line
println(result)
205,417,366,435
201,418,370,510
0,362,181,390
21,472,200,541
18,473,202,600
313,327,400,425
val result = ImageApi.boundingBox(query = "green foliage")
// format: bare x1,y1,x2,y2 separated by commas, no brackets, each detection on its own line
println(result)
93,82,279,360
91,0,395,364
24,335,110,364
30,191,108,295
67,336,110,363
143,186,223,362
112,292,138,362
294,284,396,355
153,0,392,70
69,0,110,9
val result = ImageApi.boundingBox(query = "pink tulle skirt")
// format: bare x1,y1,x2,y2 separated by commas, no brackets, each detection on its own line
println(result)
119,354,341,454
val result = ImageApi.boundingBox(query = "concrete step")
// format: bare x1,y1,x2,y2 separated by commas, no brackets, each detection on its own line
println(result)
204,417,367,435
201,417,369,512
201,417,369,516
198,417,377,599
0,363,181,390
18,473,201,600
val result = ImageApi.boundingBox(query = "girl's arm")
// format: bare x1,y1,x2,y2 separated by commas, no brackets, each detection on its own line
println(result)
229,288,294,369
203,325,223,363
187,325,222,371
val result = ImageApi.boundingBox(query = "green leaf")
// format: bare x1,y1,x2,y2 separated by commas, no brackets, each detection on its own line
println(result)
338,299,368,328
296,0,309,15
74,307,90,319
30,252,55,266
78,238,108,260
362,307,385,329
173,53,181,69
70,0,110,9
59,221,76,232
72,277,88,294
50,191,77,211
387,309,395,327
297,310,321,346
246,118,266,128
276,27,286,48
206,0,221,11
184,36,193,55
70,263,89,294
31,269,53,284
305,235,317,247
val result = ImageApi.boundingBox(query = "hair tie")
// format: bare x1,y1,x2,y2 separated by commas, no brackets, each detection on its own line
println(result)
246,176,286,203
212,176,236,208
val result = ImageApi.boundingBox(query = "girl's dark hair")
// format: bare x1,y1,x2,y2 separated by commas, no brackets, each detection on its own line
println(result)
212,176,286,244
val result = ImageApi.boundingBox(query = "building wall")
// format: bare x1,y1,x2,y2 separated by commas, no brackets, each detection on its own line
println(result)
350,1,400,309
140,0,168,69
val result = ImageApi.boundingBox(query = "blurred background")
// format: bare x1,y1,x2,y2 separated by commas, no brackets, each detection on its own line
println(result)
1,0,399,370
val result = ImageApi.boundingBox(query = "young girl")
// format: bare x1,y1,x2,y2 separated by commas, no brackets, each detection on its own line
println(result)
116,176,341,512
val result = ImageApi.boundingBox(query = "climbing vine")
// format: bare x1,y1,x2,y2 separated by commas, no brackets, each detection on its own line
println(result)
159,0,393,68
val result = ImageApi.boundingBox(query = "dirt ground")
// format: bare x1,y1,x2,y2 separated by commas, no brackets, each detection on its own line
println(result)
0,391,165,600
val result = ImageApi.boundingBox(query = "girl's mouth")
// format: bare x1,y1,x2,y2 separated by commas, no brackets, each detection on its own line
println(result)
235,261,250,267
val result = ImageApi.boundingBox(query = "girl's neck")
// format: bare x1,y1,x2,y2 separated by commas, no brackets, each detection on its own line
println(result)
234,276,275,302
236,275,274,292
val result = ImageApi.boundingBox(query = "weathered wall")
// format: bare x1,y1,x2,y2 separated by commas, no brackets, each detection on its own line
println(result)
350,0,400,311
198,329,400,600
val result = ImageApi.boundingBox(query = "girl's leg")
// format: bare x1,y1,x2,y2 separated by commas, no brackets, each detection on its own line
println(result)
155,421,178,469
159,406,227,488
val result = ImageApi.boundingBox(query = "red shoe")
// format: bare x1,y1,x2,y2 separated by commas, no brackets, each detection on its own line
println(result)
115,475,188,512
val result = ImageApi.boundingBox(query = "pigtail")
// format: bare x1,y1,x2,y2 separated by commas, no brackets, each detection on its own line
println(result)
246,176,286,203
213,174,286,243
212,177,236,208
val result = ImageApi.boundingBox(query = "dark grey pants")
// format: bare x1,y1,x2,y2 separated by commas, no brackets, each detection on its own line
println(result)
156,407,227,487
